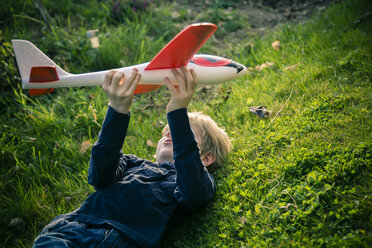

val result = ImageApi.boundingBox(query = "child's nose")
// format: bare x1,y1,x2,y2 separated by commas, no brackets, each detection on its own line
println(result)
165,131,171,138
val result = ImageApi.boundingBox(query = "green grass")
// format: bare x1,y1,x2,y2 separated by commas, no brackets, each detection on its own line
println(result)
1,0,371,247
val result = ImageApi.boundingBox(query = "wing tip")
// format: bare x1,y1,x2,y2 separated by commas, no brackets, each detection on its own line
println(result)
190,22,217,29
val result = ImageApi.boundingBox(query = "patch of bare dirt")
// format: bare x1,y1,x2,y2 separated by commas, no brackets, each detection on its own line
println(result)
246,0,335,35
227,0,336,39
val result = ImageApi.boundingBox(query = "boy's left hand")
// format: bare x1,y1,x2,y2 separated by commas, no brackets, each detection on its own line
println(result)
102,68,141,114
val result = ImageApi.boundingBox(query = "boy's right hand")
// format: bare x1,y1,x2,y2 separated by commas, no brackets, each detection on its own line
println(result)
102,69,141,114
164,66,198,113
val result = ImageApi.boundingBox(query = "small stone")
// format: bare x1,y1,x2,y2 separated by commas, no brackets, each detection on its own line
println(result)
8,218,25,230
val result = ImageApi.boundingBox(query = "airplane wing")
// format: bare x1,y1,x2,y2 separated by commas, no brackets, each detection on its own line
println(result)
134,23,217,94
145,23,217,70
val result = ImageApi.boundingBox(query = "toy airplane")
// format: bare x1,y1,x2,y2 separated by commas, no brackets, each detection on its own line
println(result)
12,23,247,96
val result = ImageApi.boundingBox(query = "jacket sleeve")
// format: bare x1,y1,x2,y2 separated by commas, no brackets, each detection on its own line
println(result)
167,108,216,212
88,105,133,190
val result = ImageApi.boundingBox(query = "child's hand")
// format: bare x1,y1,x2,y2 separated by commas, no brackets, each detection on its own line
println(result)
102,69,141,114
164,66,198,113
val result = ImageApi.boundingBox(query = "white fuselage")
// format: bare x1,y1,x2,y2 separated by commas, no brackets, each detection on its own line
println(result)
22,56,247,89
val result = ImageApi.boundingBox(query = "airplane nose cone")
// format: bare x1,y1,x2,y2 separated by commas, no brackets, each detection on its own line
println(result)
227,60,247,77
237,62,247,76
240,64,247,76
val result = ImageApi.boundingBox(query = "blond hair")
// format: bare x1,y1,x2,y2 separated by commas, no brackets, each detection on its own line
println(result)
163,112,232,166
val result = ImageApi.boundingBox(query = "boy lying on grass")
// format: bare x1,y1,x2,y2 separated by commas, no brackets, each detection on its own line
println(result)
33,67,231,248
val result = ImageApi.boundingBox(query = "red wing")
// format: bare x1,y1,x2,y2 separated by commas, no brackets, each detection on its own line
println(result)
134,85,161,94
145,23,217,71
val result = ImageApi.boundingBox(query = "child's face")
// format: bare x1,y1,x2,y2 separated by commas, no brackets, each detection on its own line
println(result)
155,124,203,164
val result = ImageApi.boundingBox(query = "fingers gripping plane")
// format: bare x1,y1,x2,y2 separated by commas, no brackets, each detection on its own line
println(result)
12,23,247,96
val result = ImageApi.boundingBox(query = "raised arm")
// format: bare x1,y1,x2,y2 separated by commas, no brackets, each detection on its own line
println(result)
88,69,141,190
165,67,216,212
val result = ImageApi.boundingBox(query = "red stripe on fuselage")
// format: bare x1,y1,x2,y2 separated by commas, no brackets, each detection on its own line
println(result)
191,56,232,67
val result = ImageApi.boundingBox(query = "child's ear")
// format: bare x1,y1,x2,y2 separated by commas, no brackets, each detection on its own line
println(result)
201,152,216,167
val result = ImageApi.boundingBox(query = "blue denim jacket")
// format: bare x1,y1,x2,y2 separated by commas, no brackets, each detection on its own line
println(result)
56,106,215,247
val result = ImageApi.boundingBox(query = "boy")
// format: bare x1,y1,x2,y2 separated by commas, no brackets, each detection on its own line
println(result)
33,67,231,248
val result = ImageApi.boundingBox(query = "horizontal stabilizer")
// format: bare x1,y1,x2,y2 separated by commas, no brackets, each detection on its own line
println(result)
30,66,59,82
29,88,54,96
